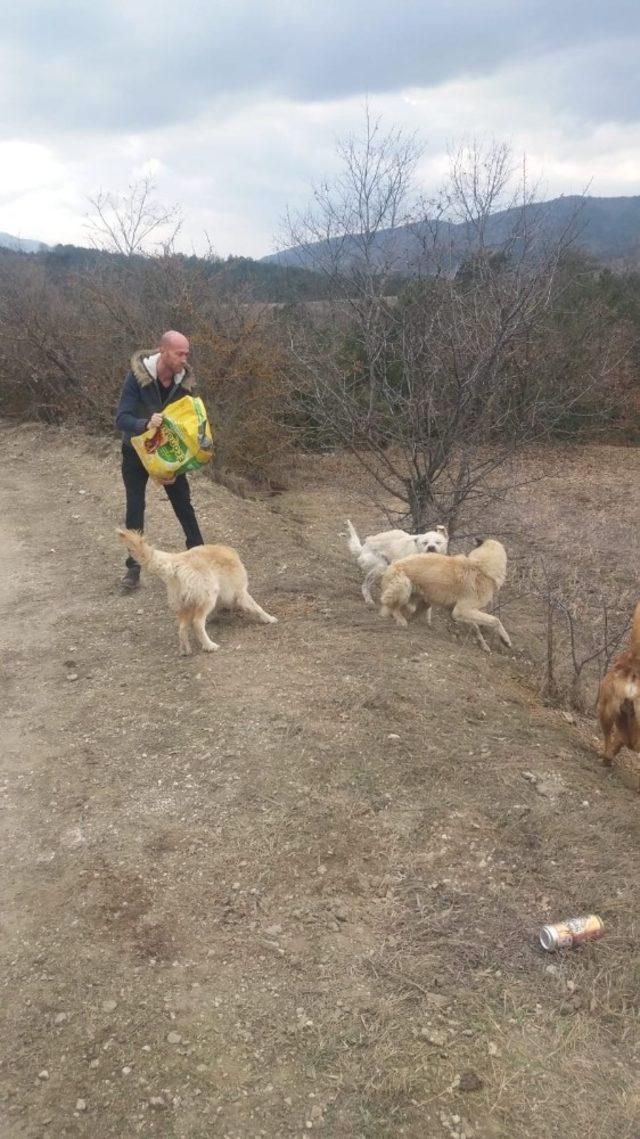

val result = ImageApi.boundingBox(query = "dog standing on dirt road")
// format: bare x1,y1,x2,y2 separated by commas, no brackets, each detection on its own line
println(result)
117,529,277,656
597,601,640,766
345,519,449,608
379,538,511,654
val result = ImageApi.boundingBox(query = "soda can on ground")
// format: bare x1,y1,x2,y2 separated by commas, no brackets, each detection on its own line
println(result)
539,913,604,951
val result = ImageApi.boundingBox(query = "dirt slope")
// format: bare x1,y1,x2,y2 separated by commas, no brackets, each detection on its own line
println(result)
1,422,640,1138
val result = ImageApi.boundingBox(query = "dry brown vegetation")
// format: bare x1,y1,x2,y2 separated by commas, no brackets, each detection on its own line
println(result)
0,247,294,483
2,420,640,1138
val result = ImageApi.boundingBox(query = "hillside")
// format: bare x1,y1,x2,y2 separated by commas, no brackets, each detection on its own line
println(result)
3,423,637,1134
2,420,640,1137
263,194,640,271
0,230,49,253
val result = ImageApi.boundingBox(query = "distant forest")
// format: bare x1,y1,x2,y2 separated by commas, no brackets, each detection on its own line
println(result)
0,242,335,304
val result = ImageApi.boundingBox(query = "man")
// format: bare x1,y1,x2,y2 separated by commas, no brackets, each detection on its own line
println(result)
115,330,205,592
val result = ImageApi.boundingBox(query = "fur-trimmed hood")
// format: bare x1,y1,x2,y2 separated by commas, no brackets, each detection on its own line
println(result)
130,348,196,392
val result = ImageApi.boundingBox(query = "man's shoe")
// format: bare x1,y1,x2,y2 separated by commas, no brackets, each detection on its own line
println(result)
120,567,141,593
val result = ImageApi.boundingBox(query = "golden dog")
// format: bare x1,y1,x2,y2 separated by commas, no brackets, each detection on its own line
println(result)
117,529,277,655
597,601,640,765
379,538,510,653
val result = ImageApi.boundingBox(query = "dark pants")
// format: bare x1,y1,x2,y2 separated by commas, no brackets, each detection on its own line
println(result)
121,445,204,568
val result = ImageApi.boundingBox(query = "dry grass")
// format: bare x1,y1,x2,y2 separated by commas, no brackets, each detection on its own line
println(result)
1,424,640,1138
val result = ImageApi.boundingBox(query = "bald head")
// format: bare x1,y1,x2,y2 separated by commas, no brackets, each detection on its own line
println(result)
160,330,189,352
157,329,190,383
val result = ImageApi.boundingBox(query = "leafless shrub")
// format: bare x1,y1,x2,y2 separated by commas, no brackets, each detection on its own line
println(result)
282,120,622,532
529,560,632,709
0,246,295,483
84,178,182,257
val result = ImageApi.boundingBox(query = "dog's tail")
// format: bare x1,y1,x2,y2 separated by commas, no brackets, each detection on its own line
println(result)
345,519,363,558
379,566,412,616
630,600,640,663
116,528,176,582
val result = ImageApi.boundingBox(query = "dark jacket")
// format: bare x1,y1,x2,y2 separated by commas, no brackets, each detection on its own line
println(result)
115,349,196,447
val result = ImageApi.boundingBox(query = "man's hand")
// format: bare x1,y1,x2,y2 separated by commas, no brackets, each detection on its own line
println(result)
148,412,163,429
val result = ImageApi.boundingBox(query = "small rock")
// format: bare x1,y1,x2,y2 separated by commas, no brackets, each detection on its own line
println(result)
101,999,118,1013
75,1099,87,1112
167,1032,182,1045
54,1012,68,1025
122,1066,132,1075
420,1028,447,1046
38,1070,50,1081
458,1070,483,1092
534,778,560,798
387,733,401,740
265,924,283,937
562,711,576,724
149,1096,165,1108
66,673,79,683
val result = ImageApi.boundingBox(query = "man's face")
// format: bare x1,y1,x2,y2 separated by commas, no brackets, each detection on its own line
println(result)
161,339,189,376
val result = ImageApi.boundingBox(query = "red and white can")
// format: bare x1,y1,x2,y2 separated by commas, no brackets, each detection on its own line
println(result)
539,914,604,951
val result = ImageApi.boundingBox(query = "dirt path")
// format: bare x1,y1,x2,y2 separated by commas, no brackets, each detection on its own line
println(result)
2,423,640,1138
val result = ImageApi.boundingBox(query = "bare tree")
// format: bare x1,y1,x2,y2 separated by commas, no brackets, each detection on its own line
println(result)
530,559,633,708
85,178,182,257
283,125,618,531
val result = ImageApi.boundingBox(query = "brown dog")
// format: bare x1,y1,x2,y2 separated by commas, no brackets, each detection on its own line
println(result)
379,538,510,653
117,529,277,655
597,601,640,765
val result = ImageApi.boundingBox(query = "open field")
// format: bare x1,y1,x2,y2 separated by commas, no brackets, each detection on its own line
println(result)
1,422,640,1138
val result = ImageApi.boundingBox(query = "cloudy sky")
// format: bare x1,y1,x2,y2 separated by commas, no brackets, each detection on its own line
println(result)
1,0,638,257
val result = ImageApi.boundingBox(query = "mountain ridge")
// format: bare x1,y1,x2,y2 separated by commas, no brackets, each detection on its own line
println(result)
0,231,49,253
261,194,640,270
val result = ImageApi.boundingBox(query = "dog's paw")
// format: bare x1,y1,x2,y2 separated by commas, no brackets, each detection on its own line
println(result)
265,615,278,624
202,641,220,652
180,646,192,656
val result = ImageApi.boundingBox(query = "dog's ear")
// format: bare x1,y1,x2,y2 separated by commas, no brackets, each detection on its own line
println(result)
474,536,484,547
436,525,448,536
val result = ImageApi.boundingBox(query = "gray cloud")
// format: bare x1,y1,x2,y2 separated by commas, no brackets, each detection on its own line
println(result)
1,0,638,135
1,1,639,256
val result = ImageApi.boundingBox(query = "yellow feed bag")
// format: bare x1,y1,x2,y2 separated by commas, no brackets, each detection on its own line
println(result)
131,395,214,481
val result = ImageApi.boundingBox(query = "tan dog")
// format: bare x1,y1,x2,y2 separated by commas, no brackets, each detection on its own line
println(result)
117,529,277,655
597,601,640,765
379,538,510,653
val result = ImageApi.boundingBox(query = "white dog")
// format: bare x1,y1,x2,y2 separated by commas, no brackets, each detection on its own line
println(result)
345,519,449,608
